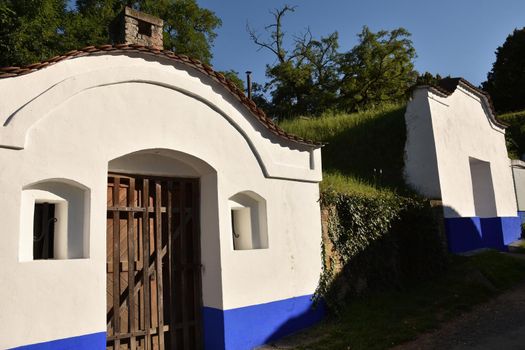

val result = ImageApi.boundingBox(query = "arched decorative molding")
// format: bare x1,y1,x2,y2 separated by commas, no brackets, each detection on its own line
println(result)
0,62,321,182
1,66,266,148
0,46,323,148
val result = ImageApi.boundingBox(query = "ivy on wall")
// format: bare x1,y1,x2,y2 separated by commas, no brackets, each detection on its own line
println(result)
316,190,448,310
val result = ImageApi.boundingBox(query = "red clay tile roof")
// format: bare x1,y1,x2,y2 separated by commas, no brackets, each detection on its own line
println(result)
0,44,323,148
427,77,507,128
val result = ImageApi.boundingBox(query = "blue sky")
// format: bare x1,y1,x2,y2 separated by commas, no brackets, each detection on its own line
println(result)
197,0,525,87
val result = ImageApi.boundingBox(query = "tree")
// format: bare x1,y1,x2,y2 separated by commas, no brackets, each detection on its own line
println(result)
219,69,244,91
249,7,419,118
0,0,69,67
338,26,417,112
250,82,273,115
0,2,16,64
138,0,221,64
415,72,444,86
0,0,221,67
482,28,525,113
248,5,339,119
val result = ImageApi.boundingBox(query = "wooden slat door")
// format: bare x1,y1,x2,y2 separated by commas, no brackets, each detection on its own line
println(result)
107,174,203,350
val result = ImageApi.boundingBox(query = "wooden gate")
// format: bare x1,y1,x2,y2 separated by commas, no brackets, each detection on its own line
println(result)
107,174,203,350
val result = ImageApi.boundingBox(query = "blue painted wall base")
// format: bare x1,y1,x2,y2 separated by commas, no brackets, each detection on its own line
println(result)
10,332,106,350
203,294,325,350
518,211,525,224
445,216,521,253
10,295,323,350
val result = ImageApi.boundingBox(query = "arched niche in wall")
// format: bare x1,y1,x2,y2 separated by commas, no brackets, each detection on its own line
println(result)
20,179,90,261
229,191,268,250
469,157,498,217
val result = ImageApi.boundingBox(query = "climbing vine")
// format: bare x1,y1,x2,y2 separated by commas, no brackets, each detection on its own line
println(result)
315,190,447,310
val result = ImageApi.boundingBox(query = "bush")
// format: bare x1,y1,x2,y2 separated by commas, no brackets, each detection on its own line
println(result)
498,110,525,159
316,190,448,310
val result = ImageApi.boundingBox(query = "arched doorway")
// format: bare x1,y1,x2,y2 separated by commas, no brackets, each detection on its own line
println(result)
106,150,212,350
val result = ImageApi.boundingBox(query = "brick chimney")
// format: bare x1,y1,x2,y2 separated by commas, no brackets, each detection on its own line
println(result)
110,7,164,50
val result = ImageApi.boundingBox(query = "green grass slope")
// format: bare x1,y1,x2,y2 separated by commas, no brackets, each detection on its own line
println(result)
281,106,525,193
279,104,408,196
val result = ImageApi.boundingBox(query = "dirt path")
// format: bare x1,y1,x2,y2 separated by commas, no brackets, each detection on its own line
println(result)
393,254,525,350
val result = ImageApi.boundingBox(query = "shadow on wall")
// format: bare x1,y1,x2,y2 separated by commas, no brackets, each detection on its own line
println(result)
443,206,521,253
260,298,326,346
203,296,325,350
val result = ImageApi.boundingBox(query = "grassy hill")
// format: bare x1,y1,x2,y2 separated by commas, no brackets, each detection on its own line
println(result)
281,106,525,194
279,104,408,196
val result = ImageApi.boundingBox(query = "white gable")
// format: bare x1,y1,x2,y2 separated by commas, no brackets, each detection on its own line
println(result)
405,81,517,218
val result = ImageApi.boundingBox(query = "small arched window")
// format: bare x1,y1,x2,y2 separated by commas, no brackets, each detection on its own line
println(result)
20,179,90,261
229,191,268,250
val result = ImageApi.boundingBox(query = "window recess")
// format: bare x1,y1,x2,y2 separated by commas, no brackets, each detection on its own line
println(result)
229,191,268,250
20,180,90,261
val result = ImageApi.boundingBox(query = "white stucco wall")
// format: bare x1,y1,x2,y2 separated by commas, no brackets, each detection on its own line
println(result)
404,89,442,198
405,84,518,218
0,54,323,349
